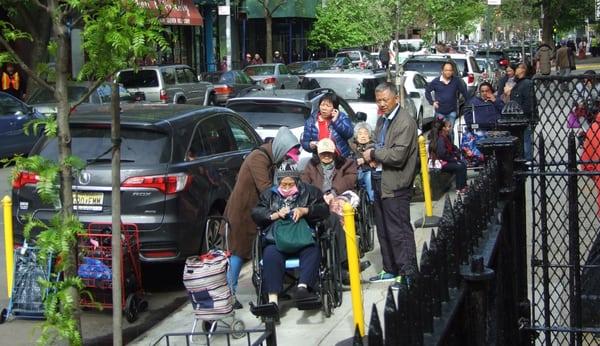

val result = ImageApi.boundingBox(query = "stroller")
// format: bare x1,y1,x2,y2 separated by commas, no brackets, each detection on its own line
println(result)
183,217,245,342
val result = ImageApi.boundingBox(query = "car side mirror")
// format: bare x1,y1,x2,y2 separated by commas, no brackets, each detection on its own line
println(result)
355,112,367,122
14,110,24,117
409,91,420,99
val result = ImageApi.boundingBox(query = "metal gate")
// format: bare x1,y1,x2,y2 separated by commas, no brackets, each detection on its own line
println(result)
529,74,600,345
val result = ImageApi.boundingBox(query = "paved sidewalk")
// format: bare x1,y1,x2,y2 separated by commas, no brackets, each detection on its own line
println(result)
130,192,454,346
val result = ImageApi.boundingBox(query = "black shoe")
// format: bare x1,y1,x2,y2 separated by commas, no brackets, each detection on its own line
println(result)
359,260,371,272
295,286,316,302
341,271,350,285
233,298,243,310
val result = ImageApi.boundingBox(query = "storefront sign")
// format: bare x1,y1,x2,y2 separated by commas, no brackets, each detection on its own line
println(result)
136,0,203,26
218,6,230,16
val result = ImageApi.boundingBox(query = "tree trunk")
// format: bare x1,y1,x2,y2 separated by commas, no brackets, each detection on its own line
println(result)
266,14,273,63
542,4,554,46
50,0,82,337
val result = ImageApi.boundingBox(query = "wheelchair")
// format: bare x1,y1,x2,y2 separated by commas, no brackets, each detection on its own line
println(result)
355,183,375,256
251,222,343,318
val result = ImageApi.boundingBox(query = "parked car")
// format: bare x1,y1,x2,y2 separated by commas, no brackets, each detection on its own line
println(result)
11,104,263,263
28,82,134,117
389,39,428,66
242,63,299,90
200,70,255,105
116,64,213,105
403,71,435,128
0,91,45,158
475,49,509,69
475,57,504,90
301,69,417,130
226,88,366,168
335,49,373,69
287,61,321,82
402,56,461,82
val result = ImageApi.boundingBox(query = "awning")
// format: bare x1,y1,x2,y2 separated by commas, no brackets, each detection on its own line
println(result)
137,0,203,26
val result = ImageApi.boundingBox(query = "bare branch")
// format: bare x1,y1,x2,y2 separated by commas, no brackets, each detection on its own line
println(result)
0,35,55,93
270,0,286,15
68,78,108,116
29,0,50,13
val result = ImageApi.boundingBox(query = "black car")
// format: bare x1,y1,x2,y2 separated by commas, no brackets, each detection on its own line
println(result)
201,70,255,105
0,91,45,158
12,104,263,262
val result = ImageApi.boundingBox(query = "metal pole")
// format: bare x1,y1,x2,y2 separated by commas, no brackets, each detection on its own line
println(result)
342,203,365,336
111,80,123,346
226,0,232,70
567,132,582,345
395,0,404,108
486,5,491,59
2,196,13,297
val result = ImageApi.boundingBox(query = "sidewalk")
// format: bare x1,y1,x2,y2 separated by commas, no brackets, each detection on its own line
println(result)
129,191,454,346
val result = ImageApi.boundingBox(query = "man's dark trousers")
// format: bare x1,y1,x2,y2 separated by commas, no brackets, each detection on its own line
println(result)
372,176,417,276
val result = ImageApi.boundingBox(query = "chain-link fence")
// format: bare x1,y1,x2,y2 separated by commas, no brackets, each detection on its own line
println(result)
530,74,600,345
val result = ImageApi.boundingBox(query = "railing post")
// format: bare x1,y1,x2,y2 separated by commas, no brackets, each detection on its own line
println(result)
428,230,443,316
567,132,582,345
367,304,384,346
408,276,424,346
420,243,434,333
538,133,552,345
461,255,495,346
384,287,399,344
396,279,411,343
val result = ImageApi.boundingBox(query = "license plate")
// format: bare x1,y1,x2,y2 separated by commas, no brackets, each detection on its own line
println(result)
73,192,104,211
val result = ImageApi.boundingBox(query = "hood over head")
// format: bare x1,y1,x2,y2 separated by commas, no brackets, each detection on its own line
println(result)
272,126,300,164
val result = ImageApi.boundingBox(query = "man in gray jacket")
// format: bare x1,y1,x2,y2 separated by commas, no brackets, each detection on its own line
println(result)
363,82,418,284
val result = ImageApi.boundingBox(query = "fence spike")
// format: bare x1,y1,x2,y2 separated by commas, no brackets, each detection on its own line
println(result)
353,324,364,346
384,286,399,344
428,231,443,316
420,243,434,333
367,304,384,346
408,276,424,346
396,279,411,343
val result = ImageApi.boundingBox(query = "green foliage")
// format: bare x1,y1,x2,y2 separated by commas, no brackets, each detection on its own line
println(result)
423,0,485,34
76,0,169,81
25,114,58,138
8,155,59,204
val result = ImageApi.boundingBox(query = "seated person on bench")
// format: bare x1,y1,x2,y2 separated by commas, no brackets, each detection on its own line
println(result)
429,118,468,194
461,82,504,166
251,169,329,308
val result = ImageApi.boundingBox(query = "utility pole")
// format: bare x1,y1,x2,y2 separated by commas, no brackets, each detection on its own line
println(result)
395,0,404,107
226,0,232,70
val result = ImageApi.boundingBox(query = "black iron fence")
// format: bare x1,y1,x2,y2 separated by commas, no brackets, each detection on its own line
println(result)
526,75,600,345
356,151,529,345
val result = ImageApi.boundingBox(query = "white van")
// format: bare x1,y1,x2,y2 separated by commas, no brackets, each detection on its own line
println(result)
389,39,428,66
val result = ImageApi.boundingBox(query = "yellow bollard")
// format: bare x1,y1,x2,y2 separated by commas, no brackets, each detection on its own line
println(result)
413,136,440,228
342,202,364,336
2,196,14,297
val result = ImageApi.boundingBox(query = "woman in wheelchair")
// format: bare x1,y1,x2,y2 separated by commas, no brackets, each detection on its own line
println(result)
429,118,468,194
251,170,330,308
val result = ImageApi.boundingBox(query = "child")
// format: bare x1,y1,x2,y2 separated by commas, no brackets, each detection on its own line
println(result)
349,122,375,202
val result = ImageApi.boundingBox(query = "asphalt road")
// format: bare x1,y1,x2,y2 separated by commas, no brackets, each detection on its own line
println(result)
0,166,188,345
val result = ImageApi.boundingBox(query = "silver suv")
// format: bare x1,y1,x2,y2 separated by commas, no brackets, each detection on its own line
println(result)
117,65,214,105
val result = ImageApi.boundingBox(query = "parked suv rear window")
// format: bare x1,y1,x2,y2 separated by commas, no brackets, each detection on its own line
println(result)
403,61,447,77
39,127,171,164
302,76,385,102
229,103,310,129
118,70,159,88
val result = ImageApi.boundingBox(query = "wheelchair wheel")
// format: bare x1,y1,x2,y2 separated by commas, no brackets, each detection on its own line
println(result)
251,235,263,303
319,228,343,317
358,188,375,253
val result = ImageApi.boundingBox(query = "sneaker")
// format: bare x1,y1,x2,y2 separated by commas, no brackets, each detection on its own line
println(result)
391,276,403,290
368,271,396,282
233,297,243,310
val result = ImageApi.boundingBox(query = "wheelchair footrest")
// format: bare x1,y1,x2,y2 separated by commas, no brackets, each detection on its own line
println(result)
250,302,279,318
296,297,322,311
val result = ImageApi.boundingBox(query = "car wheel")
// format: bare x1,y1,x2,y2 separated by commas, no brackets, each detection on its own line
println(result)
176,97,186,104
280,85,285,90
202,210,225,253
208,93,216,106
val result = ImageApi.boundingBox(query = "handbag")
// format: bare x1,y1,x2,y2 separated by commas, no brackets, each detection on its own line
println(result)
428,158,445,170
274,218,315,253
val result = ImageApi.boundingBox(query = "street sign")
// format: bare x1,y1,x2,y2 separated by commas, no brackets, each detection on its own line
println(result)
488,0,501,4
218,5,230,16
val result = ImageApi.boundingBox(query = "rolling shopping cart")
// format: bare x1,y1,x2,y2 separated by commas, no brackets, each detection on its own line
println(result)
0,243,52,323
77,222,146,322
183,216,245,342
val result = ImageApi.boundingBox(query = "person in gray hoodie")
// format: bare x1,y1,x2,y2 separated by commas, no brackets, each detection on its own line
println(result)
535,43,554,76
222,126,300,309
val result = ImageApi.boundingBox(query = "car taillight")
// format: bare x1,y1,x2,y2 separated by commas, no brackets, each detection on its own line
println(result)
359,62,366,69
121,173,191,194
159,89,168,103
468,73,474,84
499,59,508,67
214,85,233,95
262,77,277,84
12,171,39,189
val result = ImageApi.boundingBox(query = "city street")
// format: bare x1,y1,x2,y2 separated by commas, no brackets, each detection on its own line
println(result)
0,167,189,345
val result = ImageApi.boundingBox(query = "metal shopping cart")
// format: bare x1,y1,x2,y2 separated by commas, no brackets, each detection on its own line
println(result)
77,222,146,322
183,216,245,342
0,243,52,323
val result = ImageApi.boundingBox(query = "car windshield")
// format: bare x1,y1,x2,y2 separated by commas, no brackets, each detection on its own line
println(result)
403,61,446,77
244,66,275,76
201,73,222,83
29,86,89,104
336,52,360,61
301,76,382,102
228,102,310,129
39,127,171,164
288,62,315,74
117,70,159,88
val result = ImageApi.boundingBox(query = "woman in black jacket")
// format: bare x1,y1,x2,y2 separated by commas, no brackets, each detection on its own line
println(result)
251,170,329,310
429,118,468,193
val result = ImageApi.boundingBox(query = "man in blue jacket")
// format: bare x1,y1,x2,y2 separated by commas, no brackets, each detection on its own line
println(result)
425,62,468,141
